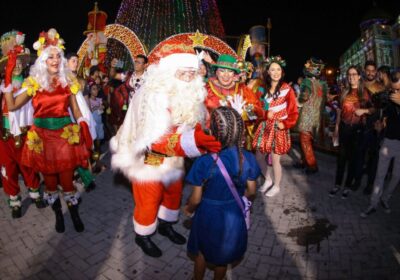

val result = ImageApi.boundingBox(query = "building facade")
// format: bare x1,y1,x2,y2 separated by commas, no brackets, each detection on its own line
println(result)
339,9,399,81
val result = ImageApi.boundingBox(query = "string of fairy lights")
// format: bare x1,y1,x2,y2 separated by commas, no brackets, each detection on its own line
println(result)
109,0,225,65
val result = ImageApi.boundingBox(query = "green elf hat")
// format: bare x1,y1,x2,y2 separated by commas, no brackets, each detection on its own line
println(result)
211,54,240,74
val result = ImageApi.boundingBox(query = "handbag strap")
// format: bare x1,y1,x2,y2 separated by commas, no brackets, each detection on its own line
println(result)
211,153,245,214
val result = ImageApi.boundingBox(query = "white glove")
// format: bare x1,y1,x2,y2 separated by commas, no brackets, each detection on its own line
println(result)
229,94,246,115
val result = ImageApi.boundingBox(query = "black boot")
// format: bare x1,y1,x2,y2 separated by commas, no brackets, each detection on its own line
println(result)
85,181,97,192
67,202,84,232
158,219,186,245
11,206,22,219
52,199,65,233
32,197,47,209
135,234,162,258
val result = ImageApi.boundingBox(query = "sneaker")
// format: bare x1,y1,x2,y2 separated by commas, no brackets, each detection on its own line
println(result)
341,189,351,199
265,185,280,197
360,206,376,218
380,200,391,214
259,180,273,193
329,186,340,197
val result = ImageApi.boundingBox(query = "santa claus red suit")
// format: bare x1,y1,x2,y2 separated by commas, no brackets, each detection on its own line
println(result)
111,52,220,257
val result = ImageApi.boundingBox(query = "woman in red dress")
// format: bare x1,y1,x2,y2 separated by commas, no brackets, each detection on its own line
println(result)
3,29,92,233
253,56,298,197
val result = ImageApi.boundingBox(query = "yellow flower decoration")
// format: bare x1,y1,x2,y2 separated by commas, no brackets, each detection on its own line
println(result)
60,124,80,145
69,80,80,95
22,77,40,96
38,37,45,44
27,131,43,154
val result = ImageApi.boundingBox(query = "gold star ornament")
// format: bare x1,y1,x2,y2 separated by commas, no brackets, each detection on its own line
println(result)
189,30,208,47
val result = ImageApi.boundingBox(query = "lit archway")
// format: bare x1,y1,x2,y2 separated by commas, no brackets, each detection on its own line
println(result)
148,30,238,64
77,23,147,70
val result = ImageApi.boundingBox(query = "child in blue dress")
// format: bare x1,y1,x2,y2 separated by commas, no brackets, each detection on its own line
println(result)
184,106,261,280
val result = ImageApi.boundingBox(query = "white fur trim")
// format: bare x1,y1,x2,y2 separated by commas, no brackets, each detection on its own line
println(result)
0,83,12,93
111,70,205,184
157,205,179,222
133,218,157,235
111,89,186,183
9,196,21,207
159,53,199,71
28,191,40,199
180,129,202,158
77,117,89,124
266,88,289,103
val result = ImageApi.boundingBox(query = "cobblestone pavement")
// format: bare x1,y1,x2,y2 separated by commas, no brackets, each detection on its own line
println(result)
1,148,400,280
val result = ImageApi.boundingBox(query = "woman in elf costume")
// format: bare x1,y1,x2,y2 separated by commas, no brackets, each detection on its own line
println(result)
3,29,92,233
253,56,298,197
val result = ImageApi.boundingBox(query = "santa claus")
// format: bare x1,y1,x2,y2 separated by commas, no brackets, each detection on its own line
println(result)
110,52,221,257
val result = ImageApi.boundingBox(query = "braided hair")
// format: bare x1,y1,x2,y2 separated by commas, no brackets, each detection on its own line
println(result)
210,106,245,176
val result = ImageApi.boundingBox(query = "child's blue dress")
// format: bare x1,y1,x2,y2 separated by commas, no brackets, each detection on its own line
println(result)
186,146,261,265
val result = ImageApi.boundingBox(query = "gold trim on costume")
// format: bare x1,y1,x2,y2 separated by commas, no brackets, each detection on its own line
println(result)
208,81,239,101
166,134,180,156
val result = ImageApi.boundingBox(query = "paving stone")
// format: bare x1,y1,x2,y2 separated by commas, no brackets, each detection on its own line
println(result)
1,150,400,279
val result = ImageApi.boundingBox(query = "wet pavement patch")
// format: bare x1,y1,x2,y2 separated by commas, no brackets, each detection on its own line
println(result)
283,206,308,215
287,218,337,252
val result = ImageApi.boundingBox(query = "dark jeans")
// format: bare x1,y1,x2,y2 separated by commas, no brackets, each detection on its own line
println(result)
335,122,364,188
352,128,382,190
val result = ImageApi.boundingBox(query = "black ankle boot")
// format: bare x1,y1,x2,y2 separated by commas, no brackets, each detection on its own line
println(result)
67,202,84,232
158,219,186,245
135,234,162,258
11,206,22,219
52,199,65,233
32,197,46,209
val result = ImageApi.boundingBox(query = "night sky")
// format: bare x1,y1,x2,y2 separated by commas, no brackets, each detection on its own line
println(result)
0,0,399,81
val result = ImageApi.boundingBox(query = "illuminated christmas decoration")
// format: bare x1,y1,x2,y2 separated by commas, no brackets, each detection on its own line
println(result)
148,31,237,64
77,24,146,73
113,0,225,57
189,30,208,47
82,2,108,76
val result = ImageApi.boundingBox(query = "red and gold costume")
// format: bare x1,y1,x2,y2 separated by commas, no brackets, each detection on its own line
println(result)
0,30,42,213
21,83,90,179
296,58,328,172
205,78,263,150
0,83,40,205
253,83,298,154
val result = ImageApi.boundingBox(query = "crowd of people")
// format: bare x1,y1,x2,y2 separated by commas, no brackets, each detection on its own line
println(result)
1,27,400,280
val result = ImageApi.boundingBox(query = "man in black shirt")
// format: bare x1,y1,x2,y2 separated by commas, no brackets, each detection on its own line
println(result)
361,70,400,217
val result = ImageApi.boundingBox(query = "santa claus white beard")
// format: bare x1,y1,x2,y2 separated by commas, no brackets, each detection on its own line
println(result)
169,76,207,128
